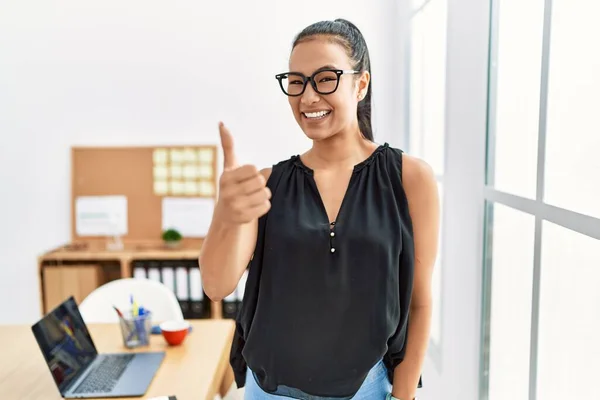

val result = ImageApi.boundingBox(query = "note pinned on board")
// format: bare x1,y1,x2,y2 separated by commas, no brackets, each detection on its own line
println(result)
183,148,197,163
197,165,213,179
162,197,214,237
76,196,128,236
183,165,197,179
198,181,215,197
153,149,168,164
198,149,214,164
154,166,169,180
170,165,183,179
184,181,197,196
154,181,169,196
170,181,185,195
170,149,184,164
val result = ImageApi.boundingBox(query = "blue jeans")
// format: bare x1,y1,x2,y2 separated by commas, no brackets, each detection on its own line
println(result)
244,360,392,400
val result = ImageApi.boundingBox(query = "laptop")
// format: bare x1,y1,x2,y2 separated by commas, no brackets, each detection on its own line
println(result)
31,296,165,398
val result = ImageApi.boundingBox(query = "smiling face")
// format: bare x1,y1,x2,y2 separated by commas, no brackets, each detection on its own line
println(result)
287,36,370,141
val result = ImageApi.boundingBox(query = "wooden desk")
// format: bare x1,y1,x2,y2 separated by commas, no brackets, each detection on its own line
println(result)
0,320,235,400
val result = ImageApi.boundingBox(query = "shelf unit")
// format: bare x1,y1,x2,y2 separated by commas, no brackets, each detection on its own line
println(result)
37,240,237,320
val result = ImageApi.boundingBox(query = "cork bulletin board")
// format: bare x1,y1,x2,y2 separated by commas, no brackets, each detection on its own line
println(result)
71,145,218,242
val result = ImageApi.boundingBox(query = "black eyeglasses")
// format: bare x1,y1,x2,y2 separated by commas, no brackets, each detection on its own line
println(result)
275,69,361,97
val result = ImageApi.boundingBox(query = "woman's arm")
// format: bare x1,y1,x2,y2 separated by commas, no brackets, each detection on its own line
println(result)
199,168,271,301
392,154,440,400
199,123,272,301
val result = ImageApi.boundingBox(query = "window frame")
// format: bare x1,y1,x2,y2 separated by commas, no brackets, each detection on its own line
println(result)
480,0,600,399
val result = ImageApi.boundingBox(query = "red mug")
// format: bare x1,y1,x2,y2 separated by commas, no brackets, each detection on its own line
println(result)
159,320,190,346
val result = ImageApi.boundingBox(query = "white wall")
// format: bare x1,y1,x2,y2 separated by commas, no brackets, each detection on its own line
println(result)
0,1,398,324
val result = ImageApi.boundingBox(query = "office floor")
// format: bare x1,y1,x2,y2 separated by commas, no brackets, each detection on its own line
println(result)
217,383,244,400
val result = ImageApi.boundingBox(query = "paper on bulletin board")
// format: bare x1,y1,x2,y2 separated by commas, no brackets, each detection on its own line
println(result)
76,196,128,236
161,197,214,237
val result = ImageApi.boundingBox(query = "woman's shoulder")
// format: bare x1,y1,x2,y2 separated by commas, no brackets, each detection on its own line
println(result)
382,145,433,184
400,152,434,184
259,167,272,181
259,154,301,184
396,151,438,210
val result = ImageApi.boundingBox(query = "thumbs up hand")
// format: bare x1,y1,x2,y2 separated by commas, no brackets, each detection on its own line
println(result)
214,122,271,225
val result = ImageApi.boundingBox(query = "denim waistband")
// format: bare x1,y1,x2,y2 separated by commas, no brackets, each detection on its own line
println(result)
250,359,388,400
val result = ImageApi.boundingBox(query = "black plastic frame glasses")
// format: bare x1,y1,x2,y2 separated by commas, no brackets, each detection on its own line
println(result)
275,69,361,97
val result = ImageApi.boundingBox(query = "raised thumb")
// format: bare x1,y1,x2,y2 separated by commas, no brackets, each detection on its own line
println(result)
219,122,237,169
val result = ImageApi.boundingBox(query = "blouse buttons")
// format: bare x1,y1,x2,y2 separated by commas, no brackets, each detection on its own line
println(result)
330,221,336,254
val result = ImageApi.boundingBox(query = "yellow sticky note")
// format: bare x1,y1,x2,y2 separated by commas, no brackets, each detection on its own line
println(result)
170,181,185,195
153,166,169,179
198,181,215,196
153,149,168,164
198,148,214,164
183,165,197,179
184,181,197,195
154,181,168,195
170,165,183,179
197,165,213,179
183,148,197,163
170,149,184,164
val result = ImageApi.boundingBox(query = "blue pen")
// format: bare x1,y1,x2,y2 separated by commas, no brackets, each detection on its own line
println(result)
127,295,143,344
137,307,147,343
125,295,134,343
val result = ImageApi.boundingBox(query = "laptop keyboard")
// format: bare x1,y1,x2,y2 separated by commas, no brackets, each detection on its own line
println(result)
73,354,135,394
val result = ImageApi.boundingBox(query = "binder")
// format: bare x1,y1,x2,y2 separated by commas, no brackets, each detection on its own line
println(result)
189,267,207,319
147,266,161,283
129,259,210,319
222,290,237,319
133,261,147,279
223,269,248,319
160,264,175,293
175,265,190,317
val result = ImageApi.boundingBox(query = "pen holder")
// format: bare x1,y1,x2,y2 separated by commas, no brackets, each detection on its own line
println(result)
119,310,152,348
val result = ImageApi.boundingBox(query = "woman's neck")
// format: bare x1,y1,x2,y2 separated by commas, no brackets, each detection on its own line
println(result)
305,128,377,171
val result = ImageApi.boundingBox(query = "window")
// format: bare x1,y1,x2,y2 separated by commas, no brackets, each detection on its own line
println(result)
484,203,535,400
543,0,600,219
537,222,600,398
407,0,447,353
488,0,544,199
481,1,600,399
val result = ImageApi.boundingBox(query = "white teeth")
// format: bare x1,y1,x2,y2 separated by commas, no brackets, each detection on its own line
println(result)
304,110,331,119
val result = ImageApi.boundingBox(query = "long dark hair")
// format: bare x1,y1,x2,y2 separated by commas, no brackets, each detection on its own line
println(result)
292,19,374,141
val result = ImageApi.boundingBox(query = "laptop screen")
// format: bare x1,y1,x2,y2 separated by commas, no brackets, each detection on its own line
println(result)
31,296,98,393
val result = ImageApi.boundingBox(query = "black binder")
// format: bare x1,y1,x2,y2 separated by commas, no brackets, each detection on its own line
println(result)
187,260,210,319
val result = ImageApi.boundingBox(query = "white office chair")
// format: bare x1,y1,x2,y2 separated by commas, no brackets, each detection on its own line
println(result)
79,278,184,324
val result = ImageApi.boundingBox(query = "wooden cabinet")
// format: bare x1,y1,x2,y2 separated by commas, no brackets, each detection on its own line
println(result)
38,240,223,319
42,264,103,312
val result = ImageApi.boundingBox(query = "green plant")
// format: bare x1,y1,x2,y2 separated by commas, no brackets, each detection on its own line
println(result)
162,228,182,242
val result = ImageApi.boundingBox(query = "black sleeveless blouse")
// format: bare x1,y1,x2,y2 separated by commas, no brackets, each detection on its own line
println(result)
229,143,420,398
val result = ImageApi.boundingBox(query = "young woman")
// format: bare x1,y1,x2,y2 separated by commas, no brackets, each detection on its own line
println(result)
199,19,439,400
